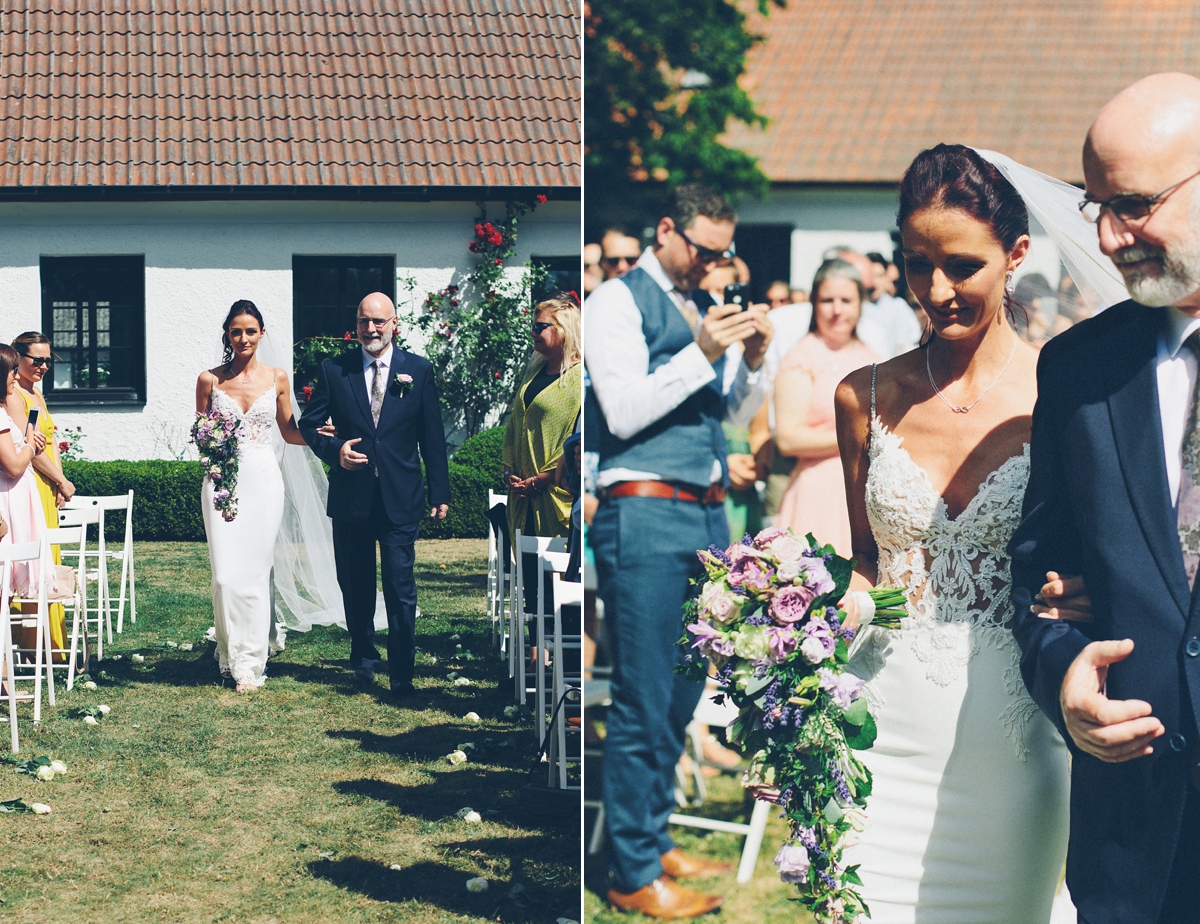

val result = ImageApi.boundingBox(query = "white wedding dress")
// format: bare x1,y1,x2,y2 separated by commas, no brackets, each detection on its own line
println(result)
841,399,1074,922
201,386,285,688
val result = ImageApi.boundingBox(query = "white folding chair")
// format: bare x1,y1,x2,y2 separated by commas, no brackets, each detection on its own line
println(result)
509,529,567,706
63,491,136,634
1,539,52,752
58,506,107,660
43,524,87,691
547,571,583,790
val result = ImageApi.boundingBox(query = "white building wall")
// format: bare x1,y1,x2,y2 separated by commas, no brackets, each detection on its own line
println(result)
0,198,579,460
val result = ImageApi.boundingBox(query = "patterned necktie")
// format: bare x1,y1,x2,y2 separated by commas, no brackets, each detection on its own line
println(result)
1177,333,1200,588
370,360,385,425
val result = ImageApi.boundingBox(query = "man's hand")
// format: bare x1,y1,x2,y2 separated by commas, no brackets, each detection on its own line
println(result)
695,303,773,365
583,493,598,527
339,437,370,471
1032,571,1093,621
727,453,757,491
1060,639,1164,762
430,504,449,520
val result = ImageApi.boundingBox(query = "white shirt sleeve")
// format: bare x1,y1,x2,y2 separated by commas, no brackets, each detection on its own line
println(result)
585,278,718,441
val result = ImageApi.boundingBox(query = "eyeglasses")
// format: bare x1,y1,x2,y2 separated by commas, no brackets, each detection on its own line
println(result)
675,226,736,264
20,355,50,367
356,316,396,329
600,256,637,269
1079,167,1200,223
532,321,555,335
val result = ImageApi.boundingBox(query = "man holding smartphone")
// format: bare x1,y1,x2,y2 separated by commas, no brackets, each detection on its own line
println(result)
586,183,772,918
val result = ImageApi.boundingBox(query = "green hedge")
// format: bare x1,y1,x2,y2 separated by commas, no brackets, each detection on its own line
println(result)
449,424,506,491
62,458,494,541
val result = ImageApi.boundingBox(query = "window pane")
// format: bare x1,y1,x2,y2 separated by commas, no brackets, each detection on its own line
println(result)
293,256,395,341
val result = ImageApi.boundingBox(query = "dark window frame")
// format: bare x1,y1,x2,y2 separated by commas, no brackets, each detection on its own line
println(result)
40,255,146,407
292,255,397,342
531,254,582,305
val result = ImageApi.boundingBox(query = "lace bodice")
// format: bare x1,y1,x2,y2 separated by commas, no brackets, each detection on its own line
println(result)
857,403,1039,756
210,386,277,449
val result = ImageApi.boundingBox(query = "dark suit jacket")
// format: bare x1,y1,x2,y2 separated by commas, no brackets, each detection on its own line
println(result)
299,348,451,524
1009,300,1200,924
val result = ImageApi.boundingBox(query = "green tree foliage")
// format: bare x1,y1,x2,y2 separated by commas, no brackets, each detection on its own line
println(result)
585,0,783,226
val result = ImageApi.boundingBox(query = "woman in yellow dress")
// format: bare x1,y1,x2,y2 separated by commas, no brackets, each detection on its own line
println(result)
9,331,76,660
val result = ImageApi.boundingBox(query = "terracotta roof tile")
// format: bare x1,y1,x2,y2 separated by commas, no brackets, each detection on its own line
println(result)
0,0,579,189
726,0,1200,185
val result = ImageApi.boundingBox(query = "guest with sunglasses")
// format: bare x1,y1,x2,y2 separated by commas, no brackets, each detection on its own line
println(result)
599,227,642,282
502,293,582,546
8,331,75,661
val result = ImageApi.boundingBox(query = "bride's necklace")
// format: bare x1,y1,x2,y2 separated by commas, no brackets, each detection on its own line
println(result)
925,333,1018,414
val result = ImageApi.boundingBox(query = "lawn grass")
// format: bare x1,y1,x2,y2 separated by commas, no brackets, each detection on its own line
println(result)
2,539,580,924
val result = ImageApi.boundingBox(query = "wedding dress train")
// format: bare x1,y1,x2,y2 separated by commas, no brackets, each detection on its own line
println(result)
201,386,285,688
840,408,1074,923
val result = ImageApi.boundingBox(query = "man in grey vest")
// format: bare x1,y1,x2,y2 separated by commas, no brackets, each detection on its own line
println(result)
586,184,772,918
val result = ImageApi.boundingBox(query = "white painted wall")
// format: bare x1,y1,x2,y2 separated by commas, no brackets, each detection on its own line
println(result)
0,199,579,460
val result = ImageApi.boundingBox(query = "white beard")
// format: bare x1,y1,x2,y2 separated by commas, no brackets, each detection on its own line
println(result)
1115,193,1200,307
361,331,392,355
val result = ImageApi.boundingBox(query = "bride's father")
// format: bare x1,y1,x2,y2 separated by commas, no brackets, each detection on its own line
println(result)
300,292,450,700
1011,73,1200,924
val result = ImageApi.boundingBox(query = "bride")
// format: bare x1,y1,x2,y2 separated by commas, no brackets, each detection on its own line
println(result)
195,301,310,691
831,145,1095,922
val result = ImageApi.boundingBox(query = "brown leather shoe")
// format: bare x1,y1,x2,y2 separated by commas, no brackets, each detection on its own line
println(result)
660,847,735,880
608,875,723,919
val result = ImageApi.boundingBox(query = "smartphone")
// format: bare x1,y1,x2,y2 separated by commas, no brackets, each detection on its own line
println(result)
26,408,39,430
723,283,751,310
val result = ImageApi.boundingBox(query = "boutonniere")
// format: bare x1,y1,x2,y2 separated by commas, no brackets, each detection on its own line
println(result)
393,372,414,396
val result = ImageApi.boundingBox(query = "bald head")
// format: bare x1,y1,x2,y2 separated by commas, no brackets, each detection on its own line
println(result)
357,291,397,355
1083,74,1200,311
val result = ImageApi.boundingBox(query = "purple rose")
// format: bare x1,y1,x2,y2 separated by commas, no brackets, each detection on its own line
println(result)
686,622,733,658
800,619,837,664
774,843,810,884
801,556,836,596
751,526,787,550
769,583,815,625
818,667,865,709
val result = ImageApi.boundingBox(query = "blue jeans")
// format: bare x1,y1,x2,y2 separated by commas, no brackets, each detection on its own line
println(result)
590,494,729,893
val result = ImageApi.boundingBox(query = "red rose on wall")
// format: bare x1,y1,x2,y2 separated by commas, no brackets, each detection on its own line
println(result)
302,385,313,402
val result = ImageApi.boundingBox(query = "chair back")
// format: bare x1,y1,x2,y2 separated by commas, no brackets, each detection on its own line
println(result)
44,525,86,548
0,540,42,565
59,506,101,526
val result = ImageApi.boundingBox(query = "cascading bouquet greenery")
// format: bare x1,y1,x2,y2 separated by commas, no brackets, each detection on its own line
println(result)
191,408,243,522
678,526,908,923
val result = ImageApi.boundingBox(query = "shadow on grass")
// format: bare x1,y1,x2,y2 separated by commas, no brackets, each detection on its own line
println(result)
414,571,489,594
328,726,532,766
308,854,578,923
335,771,519,820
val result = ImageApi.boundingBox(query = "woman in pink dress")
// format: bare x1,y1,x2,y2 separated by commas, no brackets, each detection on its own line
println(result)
0,343,48,599
774,259,882,554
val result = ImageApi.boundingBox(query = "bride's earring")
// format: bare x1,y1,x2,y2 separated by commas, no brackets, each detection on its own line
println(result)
1005,272,1015,297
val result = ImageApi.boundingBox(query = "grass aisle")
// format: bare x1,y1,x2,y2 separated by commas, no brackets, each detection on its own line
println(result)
3,539,580,924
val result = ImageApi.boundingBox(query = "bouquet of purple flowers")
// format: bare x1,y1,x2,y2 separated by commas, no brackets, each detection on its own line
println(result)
679,526,907,923
191,408,244,522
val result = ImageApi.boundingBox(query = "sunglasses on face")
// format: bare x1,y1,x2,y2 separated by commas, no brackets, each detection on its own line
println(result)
1079,167,1200,223
21,355,50,367
675,226,736,264
532,321,555,335
600,256,637,268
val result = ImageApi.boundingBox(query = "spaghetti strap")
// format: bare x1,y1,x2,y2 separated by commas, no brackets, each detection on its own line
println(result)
870,363,877,419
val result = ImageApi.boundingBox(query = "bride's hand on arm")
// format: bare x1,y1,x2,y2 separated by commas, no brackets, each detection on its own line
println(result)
1032,571,1093,622
274,369,310,446
835,366,880,632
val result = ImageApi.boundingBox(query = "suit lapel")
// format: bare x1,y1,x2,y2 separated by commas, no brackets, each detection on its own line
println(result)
377,350,407,430
342,351,374,429
1107,309,1191,618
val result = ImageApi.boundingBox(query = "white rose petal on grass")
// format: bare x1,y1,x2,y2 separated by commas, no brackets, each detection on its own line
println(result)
180,643,194,652
389,864,403,871
30,803,52,815
50,760,68,775
447,671,459,681
449,634,462,641
558,918,580,924
464,712,481,723
165,641,178,648
97,704,111,715
82,681,97,691
504,705,519,719
109,654,122,661
453,677,471,687
83,715,98,726
465,877,488,893
36,765,55,781
131,654,145,663
462,811,482,823
446,750,468,766
427,655,438,665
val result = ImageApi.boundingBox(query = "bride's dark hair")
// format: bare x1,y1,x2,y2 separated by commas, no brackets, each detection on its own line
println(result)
897,144,1029,339
221,299,265,367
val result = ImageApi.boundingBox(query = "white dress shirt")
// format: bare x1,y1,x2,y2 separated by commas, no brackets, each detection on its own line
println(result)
362,343,394,403
1157,306,1200,503
585,247,765,487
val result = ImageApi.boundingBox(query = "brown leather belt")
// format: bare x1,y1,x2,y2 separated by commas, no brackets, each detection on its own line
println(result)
606,480,727,506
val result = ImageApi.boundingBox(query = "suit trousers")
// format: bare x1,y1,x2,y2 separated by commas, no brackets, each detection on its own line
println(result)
332,481,420,684
590,493,730,893
1157,788,1200,923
